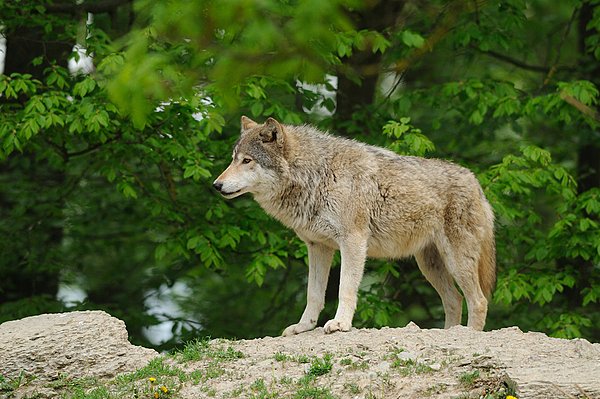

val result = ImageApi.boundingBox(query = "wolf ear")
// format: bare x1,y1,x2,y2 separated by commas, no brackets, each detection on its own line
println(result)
241,115,258,131
260,117,285,146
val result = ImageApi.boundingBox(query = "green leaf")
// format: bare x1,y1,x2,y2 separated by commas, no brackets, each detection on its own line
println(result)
401,30,425,48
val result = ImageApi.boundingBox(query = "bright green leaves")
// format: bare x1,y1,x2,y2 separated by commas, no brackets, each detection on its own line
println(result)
557,80,599,107
246,252,286,287
72,76,97,98
439,79,521,126
0,73,39,98
111,0,353,121
483,146,599,332
494,269,532,304
585,2,600,60
186,234,224,270
0,74,72,158
542,313,592,339
117,179,138,199
372,32,392,54
46,67,70,90
582,285,600,307
240,77,304,123
482,144,576,222
382,118,435,156
451,0,526,51
401,30,425,48
336,30,391,58
182,160,212,181
356,291,402,328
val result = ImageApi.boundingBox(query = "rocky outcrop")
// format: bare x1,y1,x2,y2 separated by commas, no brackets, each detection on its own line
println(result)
1,311,599,398
0,310,157,382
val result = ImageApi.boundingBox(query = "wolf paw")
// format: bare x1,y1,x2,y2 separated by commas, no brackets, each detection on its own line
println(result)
282,322,316,337
323,319,351,334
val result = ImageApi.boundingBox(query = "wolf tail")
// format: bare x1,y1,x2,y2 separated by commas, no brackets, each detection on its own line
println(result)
478,201,497,300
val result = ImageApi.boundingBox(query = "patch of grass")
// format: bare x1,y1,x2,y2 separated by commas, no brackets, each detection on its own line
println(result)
204,361,226,380
175,338,244,362
458,369,480,387
117,357,187,384
386,346,406,357
344,382,361,394
422,383,448,396
392,358,434,376
276,352,333,377
280,376,294,385
339,357,369,371
307,354,333,377
249,378,279,399
0,371,35,393
339,358,352,366
49,376,111,399
386,346,433,376
293,377,336,399
187,370,203,385
295,354,311,364
228,385,245,397
274,352,292,362
68,386,112,399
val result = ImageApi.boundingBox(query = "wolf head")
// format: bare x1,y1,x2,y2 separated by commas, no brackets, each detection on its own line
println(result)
213,116,288,199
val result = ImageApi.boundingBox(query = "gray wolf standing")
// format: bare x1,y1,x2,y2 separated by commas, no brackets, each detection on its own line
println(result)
213,116,496,335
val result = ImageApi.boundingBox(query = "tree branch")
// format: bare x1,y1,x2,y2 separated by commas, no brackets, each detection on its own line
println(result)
45,0,132,14
560,91,600,122
66,135,120,158
472,46,576,74
543,4,580,86
388,1,464,75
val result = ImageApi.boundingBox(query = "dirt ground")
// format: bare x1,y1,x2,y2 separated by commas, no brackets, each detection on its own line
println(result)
1,312,599,399
178,322,600,398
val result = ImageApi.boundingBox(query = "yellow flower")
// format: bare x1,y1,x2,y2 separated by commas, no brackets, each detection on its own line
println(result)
153,393,159,399
506,396,518,399
160,386,169,393
148,377,157,383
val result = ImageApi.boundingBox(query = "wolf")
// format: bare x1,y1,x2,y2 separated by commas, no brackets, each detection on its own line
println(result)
213,116,496,335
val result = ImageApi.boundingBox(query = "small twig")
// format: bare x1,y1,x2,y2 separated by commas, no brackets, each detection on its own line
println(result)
67,135,120,158
576,384,593,399
559,91,600,122
543,4,580,86
45,0,131,14
471,46,575,74
158,162,178,202
551,382,593,399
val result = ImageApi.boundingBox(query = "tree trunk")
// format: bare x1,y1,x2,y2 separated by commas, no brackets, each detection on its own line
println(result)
332,0,406,136
577,1,600,193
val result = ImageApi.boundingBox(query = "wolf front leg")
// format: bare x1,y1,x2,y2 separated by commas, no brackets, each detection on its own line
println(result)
324,233,368,334
282,242,334,336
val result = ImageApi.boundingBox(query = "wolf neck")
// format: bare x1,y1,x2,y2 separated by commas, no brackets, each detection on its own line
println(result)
254,126,327,231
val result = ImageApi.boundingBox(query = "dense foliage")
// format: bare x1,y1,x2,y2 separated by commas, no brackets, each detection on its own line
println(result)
1,0,599,349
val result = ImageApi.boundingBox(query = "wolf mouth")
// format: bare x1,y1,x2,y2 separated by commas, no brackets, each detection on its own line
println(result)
221,189,242,197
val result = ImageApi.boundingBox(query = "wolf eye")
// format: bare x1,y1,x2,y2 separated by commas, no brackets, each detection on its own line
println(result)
242,158,252,164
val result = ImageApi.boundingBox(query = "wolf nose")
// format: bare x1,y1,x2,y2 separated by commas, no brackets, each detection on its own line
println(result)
213,181,223,192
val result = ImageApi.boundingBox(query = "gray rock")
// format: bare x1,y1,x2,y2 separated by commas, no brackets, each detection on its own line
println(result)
0,310,158,381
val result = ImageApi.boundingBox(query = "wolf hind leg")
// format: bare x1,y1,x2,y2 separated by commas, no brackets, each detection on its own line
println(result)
435,234,488,331
282,242,334,336
415,244,463,328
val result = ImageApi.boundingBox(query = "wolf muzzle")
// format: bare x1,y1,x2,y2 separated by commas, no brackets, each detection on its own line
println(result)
212,181,241,197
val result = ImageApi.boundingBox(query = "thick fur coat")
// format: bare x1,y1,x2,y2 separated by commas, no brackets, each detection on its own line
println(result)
214,116,496,335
